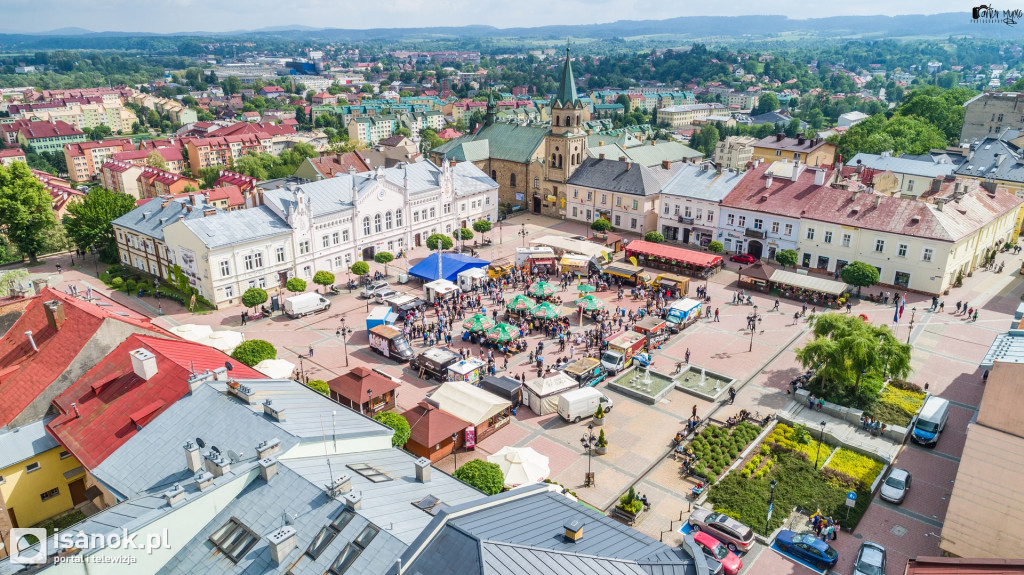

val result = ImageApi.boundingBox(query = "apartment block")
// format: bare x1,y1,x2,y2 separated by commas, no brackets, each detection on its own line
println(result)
137,166,199,198
100,159,145,199
184,133,273,176
63,139,135,183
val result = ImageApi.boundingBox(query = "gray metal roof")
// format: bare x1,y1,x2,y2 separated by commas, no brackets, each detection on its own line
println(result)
0,418,59,470
847,153,958,179
92,383,302,499
980,330,1024,368
112,196,215,242
567,157,677,197
180,205,292,249
282,448,485,545
480,542,650,575
660,163,744,202
955,138,1024,184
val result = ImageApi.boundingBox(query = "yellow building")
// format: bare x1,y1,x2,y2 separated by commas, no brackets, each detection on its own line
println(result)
751,133,836,167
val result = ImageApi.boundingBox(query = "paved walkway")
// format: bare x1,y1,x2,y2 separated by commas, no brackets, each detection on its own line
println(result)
778,400,902,464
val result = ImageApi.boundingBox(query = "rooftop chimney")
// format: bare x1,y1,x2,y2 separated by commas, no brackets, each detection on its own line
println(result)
263,399,286,421
625,162,632,171
599,153,605,160
792,161,801,180
259,457,278,482
162,483,185,507
936,198,945,212
193,471,215,491
267,526,298,565
343,491,362,510
24,330,38,352
256,438,282,459
619,156,626,162
414,457,431,483
931,178,942,192
797,135,805,145
661,160,671,170
563,519,584,542
204,451,231,477
142,211,151,220
43,300,65,331
874,195,881,208
765,174,773,188
230,382,257,405
184,441,202,472
130,348,158,380
776,132,784,142
189,193,197,206
814,169,826,186
981,180,998,194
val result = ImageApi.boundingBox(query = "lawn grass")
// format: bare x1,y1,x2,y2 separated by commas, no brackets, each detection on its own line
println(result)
823,448,884,490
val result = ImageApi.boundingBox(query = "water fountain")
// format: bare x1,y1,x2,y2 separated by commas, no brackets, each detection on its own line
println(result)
674,365,735,402
700,368,707,387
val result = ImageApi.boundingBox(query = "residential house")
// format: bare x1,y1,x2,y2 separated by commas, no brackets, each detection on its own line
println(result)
214,170,260,198
31,169,85,219
294,153,371,181
62,139,135,183
959,91,1024,143
0,148,27,166
184,133,273,176
714,136,756,169
110,146,186,174
100,159,144,199
658,161,744,246
310,92,337,106
137,166,199,198
750,133,836,167
846,152,959,198
326,367,399,415
564,157,679,233
718,160,813,259
204,185,246,211
112,194,215,280
7,118,86,153
954,136,1024,197
259,85,286,98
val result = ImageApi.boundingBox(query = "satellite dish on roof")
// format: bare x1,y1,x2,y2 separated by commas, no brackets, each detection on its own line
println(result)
195,437,206,449
211,445,221,455
227,450,241,463
225,361,234,372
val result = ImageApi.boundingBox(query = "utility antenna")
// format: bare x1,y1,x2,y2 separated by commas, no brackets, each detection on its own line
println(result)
320,413,335,488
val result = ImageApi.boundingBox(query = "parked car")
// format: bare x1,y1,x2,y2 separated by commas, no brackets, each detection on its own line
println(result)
729,253,756,264
692,531,742,575
372,288,399,304
853,542,886,575
360,280,391,299
775,530,839,570
879,468,912,504
688,508,755,553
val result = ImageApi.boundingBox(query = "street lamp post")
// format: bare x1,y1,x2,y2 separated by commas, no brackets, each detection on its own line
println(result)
367,389,373,415
765,479,778,534
338,318,349,367
907,307,917,344
91,245,98,276
814,420,827,469
451,432,459,470
519,224,528,247
580,423,597,487
748,305,762,352
297,355,305,383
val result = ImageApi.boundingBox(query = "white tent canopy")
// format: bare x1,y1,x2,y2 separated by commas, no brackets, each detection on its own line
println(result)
487,446,550,489
530,235,609,261
522,372,580,415
769,270,849,296
197,330,244,353
424,279,459,303
167,323,213,342
429,381,510,425
253,359,296,379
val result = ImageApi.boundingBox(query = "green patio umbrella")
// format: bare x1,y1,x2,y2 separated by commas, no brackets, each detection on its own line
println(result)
528,281,557,298
486,323,520,343
506,294,533,312
575,294,606,311
531,302,563,319
576,284,597,293
462,313,496,332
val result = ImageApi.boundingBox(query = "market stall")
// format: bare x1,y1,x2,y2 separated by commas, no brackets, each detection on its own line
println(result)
737,261,776,293
424,279,460,303
427,381,512,445
480,375,523,405
447,358,487,384
602,262,651,286
624,240,724,278
769,269,849,307
522,372,581,415
559,254,591,275
654,273,690,297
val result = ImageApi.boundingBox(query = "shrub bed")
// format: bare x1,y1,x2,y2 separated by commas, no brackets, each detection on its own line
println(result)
865,386,926,427
689,422,761,480
802,373,884,412
765,423,833,469
822,448,884,490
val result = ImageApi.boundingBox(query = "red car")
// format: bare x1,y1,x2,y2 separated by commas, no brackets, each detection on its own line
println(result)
730,254,756,264
693,531,743,575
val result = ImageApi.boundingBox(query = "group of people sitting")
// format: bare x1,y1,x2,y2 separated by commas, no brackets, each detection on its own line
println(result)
861,416,887,436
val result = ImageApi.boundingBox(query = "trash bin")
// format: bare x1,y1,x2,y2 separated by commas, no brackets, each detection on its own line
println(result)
398,272,409,284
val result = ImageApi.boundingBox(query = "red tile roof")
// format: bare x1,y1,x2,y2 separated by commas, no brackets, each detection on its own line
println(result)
0,289,166,427
327,366,399,404
215,170,259,192
402,401,470,447
308,152,370,178
0,149,26,159
205,184,245,207
625,241,723,268
17,119,85,140
210,121,295,137
111,147,183,164
47,334,265,468
64,139,134,156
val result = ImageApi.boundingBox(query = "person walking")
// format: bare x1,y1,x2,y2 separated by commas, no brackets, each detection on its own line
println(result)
308,345,314,358
692,404,698,419
714,308,720,322
973,310,979,322
773,299,780,311
955,301,962,314
728,387,736,405
241,311,247,326
846,302,852,314
685,348,691,364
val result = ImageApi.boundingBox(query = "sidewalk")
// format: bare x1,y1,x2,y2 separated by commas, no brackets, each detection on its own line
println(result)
779,400,901,463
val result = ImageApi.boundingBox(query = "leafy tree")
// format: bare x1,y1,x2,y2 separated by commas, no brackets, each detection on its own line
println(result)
232,154,269,180
286,277,307,292
775,249,798,269
90,124,113,140
373,251,394,276
453,459,504,495
472,219,492,242
63,186,136,263
591,218,612,232
198,166,226,189
796,313,911,394
457,228,474,241
241,287,268,310
350,261,370,276
753,92,780,115
231,340,276,367
707,241,724,253
312,270,335,292
840,261,880,294
644,231,665,243
0,162,58,264
426,233,454,251
394,127,412,137
306,379,329,395
373,412,411,447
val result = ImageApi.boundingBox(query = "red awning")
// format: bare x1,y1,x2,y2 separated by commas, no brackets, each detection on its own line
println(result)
625,241,723,268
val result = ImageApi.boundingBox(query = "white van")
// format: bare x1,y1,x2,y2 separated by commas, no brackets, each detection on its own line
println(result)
911,396,949,446
557,388,614,423
284,293,331,318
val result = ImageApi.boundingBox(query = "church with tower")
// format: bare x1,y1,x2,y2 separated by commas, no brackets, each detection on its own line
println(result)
430,47,590,218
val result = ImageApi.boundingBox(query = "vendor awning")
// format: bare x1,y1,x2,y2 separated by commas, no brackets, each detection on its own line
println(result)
428,381,511,425
769,270,849,296
531,235,610,260
603,263,645,278
625,240,723,268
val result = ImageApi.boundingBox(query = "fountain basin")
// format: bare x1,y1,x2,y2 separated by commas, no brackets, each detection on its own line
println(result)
607,366,676,404
674,365,735,401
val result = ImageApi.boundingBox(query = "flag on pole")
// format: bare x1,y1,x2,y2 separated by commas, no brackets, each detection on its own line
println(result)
898,296,905,320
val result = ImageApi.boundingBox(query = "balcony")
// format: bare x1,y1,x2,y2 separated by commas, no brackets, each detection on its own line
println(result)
678,216,694,224
744,228,767,239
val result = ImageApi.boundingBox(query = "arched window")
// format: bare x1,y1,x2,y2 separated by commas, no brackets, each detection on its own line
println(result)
558,154,563,168
555,116,560,126
385,211,393,230
491,170,497,180
565,115,571,126
363,216,371,236
551,153,556,163
396,209,403,226
576,114,580,126
374,213,382,233
534,177,539,189
510,173,517,187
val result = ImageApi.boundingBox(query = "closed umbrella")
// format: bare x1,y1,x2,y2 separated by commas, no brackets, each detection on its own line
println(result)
462,313,496,332
486,323,519,343
168,323,213,342
253,359,296,379
198,330,245,353
528,281,557,298
531,302,562,319
575,294,605,311
576,284,597,293
506,294,533,312
486,446,550,489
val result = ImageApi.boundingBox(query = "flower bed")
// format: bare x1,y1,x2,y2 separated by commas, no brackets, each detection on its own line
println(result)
688,422,761,480
822,449,884,490
866,385,926,427
765,423,833,469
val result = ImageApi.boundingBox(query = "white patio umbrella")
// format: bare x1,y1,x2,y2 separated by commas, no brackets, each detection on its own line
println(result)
253,359,297,380
197,330,245,353
167,323,213,342
486,446,550,489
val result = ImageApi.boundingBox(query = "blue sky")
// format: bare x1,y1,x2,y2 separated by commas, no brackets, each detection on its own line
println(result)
0,0,975,34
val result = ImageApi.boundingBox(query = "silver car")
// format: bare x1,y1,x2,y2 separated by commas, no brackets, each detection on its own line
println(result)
879,468,912,504
853,542,886,575
360,280,391,299
688,508,755,553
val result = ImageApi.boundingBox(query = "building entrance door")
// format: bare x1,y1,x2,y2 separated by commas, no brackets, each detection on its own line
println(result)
747,240,763,260
532,196,541,214
69,478,87,506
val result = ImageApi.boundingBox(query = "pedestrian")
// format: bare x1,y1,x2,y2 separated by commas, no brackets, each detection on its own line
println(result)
808,394,816,409
956,301,962,314
818,397,825,411
728,387,736,405
973,310,979,322
685,348,691,364
801,304,807,316
692,404,698,418
939,301,945,312
831,521,839,541
308,345,314,358
773,299,780,311
241,311,247,326
714,308,720,322
793,311,800,325
846,302,852,314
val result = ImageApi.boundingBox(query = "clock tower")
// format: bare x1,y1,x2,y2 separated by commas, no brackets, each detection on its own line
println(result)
541,46,588,216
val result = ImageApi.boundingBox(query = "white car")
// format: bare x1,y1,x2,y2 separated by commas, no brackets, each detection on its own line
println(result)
360,281,391,299
879,468,911,504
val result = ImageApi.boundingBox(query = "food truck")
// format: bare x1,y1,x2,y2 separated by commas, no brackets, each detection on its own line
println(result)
664,298,703,333
653,273,690,296
447,358,487,384
367,325,414,362
563,357,606,387
600,331,647,374
632,315,669,348
410,347,461,381
602,262,651,286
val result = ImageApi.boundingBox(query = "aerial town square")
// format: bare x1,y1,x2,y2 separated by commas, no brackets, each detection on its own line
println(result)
0,2,1023,575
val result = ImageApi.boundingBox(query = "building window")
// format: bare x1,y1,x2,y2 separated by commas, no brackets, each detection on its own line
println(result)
385,211,393,230
775,150,782,156
258,277,266,288
664,204,670,215
727,214,735,226
573,189,579,199
534,177,539,189
374,214,382,233
614,215,621,226
59,450,71,459
40,487,59,502
771,221,780,234
922,247,933,262
363,217,371,236
413,211,420,223
332,232,340,245
841,234,851,247
601,194,607,205
616,197,622,207
429,207,436,218
753,218,763,230
303,265,312,277
631,218,638,229
26,462,40,473
907,180,915,192
276,246,286,263
806,228,815,240
444,203,452,214
210,518,259,564
898,243,908,257
586,191,592,201
784,223,792,236
220,260,231,277
707,210,713,223
737,216,746,227
632,199,639,210
875,239,886,253
510,173,516,187
685,206,693,218
572,206,578,217
322,235,330,248
395,210,403,226
224,285,234,298
824,231,832,244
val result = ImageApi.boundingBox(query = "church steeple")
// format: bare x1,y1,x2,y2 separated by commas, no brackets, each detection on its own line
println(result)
485,90,496,127
551,45,581,110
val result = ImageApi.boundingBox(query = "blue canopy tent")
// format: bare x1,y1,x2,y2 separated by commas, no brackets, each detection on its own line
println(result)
408,252,489,282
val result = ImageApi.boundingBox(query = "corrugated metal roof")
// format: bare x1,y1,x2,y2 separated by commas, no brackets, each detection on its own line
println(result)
847,153,957,179
180,205,292,249
0,418,58,470
480,542,650,574
660,163,744,202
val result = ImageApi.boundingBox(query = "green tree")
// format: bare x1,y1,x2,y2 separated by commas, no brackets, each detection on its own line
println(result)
90,124,113,140
644,231,665,243
286,277,307,292
232,154,269,180
230,339,277,367
840,261,880,294
707,241,724,253
394,127,412,137
221,76,243,96
241,287,268,310
350,261,370,276
312,270,336,292
306,379,329,395
373,412,411,447
472,219,492,242
373,251,394,276
457,228,474,241
426,233,454,251
591,218,612,232
198,166,226,189
63,186,136,263
775,249,798,269
796,313,911,394
453,459,504,495
753,92,780,115
0,162,58,264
